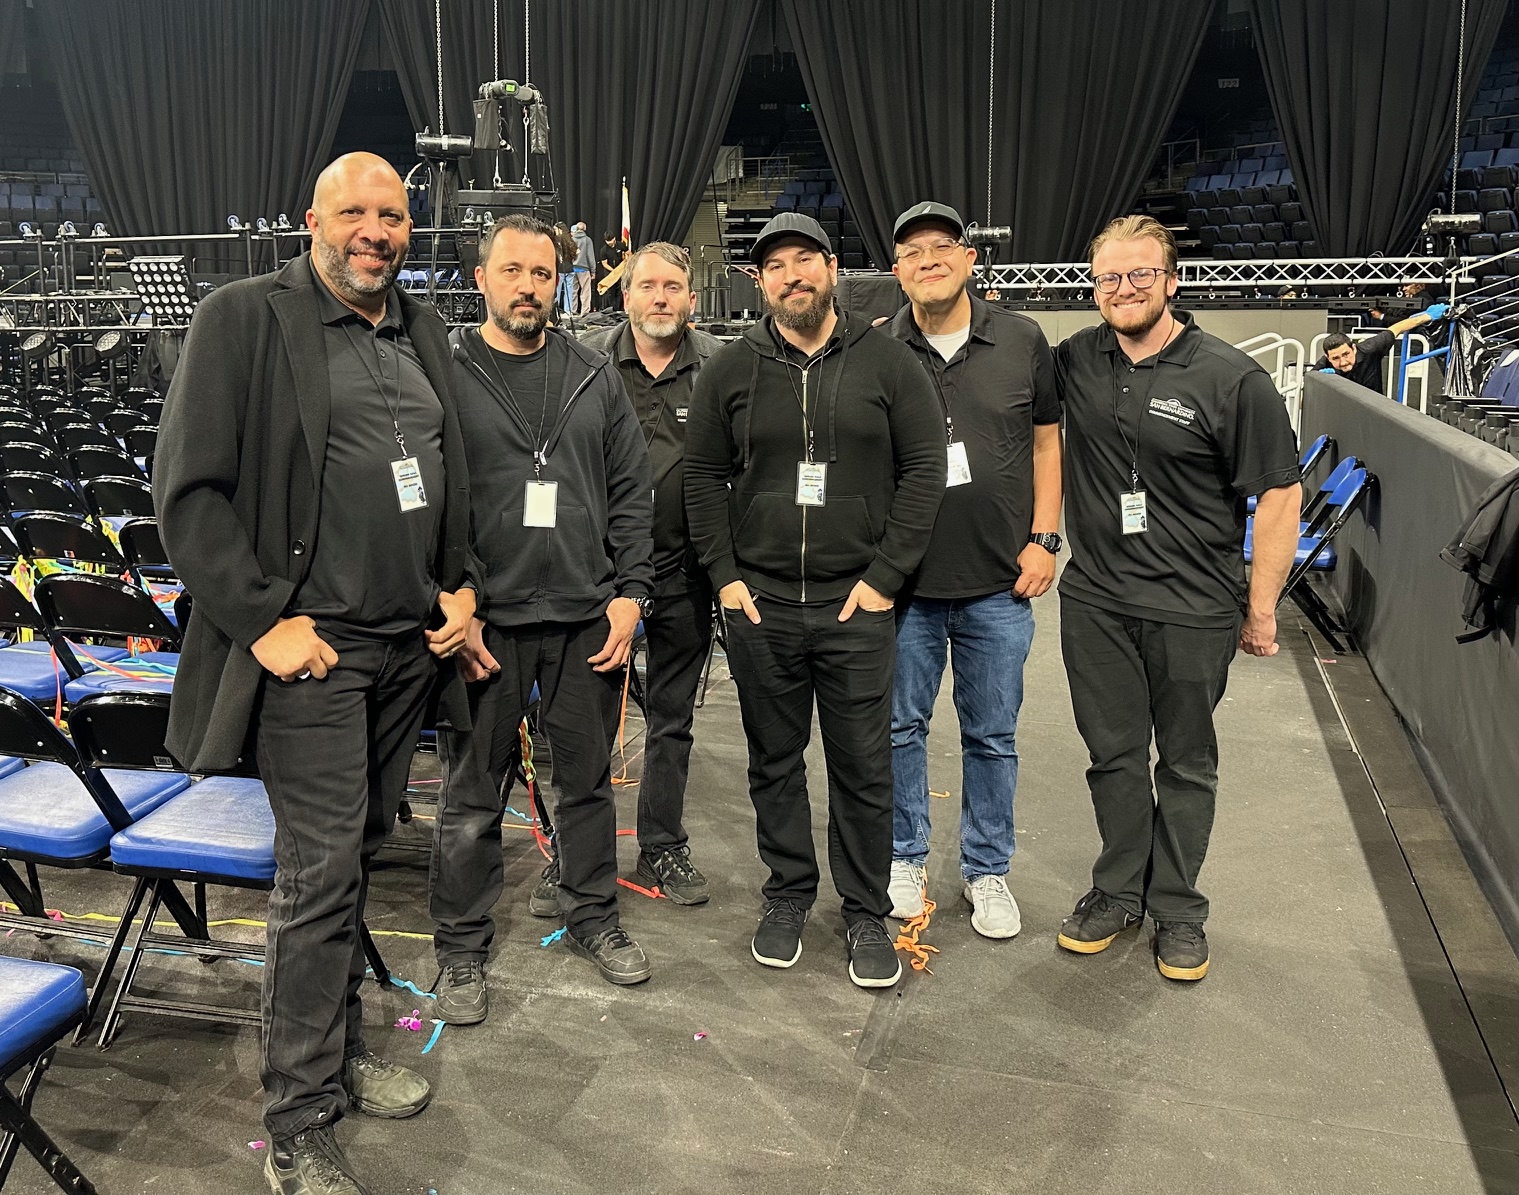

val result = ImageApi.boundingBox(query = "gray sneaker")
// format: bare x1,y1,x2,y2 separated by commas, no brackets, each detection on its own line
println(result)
887,859,927,920
963,874,1021,939
341,1050,431,1118
265,1124,367,1195
433,959,487,1026
528,856,560,918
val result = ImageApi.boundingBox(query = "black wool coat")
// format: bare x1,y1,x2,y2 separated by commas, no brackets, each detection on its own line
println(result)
154,253,474,772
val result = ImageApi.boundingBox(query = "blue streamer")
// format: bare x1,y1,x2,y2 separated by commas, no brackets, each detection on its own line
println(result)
502,805,534,822
421,1020,445,1054
539,926,567,947
386,976,437,1001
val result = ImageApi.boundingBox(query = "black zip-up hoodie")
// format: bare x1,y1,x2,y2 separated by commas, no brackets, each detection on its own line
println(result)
449,325,654,626
683,310,945,604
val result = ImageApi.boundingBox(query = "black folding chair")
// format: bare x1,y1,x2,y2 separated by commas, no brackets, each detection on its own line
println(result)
116,518,176,583
0,444,63,478
81,476,154,519
32,574,179,701
55,425,117,455
68,446,141,482
1,474,86,519
10,513,125,571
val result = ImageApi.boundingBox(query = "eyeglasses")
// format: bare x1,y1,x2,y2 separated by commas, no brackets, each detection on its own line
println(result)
895,239,966,266
1092,267,1173,294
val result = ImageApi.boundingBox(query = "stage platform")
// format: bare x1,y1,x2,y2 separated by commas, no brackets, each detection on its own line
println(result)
2,582,1515,1194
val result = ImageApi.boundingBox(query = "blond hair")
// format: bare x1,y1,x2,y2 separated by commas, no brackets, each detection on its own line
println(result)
621,241,692,294
1088,214,1177,273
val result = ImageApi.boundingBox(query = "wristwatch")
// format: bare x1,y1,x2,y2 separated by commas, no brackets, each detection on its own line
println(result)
1029,532,1062,554
628,594,655,620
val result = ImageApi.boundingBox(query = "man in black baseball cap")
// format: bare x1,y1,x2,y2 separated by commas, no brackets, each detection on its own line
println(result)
892,201,965,243
685,203,945,990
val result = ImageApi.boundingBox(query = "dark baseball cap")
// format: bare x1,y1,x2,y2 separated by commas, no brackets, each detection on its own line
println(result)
893,201,965,244
750,212,834,265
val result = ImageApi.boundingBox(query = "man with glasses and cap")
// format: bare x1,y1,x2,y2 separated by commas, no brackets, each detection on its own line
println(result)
1053,215,1301,983
683,212,945,989
883,202,1063,940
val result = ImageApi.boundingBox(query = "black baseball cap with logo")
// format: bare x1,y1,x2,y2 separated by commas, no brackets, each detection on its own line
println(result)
749,212,834,265
893,201,966,244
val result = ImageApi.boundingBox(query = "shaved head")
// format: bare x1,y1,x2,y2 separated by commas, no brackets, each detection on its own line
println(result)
306,152,411,316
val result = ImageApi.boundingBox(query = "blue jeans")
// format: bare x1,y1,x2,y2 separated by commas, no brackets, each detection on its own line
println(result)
556,272,574,313
891,591,1035,879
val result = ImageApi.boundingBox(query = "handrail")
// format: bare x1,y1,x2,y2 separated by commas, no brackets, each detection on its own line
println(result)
1236,331,1307,430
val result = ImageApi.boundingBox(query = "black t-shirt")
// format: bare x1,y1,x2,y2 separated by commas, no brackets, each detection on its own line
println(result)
478,334,570,449
889,296,1060,599
1054,311,1301,628
294,278,445,634
1317,329,1393,392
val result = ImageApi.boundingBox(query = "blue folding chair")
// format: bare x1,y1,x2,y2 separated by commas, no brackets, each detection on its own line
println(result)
1280,466,1376,652
0,956,95,1193
32,574,178,700
1247,433,1334,513
0,579,129,708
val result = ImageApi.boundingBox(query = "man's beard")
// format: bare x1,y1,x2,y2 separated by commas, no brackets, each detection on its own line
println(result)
314,235,405,303
1104,293,1168,338
487,292,550,341
629,304,689,343
769,278,834,332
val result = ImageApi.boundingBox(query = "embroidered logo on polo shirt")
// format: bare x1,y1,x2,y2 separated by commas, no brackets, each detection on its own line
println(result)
1148,396,1197,426
675,406,689,422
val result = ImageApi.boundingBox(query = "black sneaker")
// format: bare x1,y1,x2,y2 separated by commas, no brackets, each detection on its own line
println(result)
566,926,652,985
340,1050,431,1119
1154,920,1210,981
433,959,487,1026
751,898,808,968
265,1124,368,1195
528,856,560,918
636,846,711,905
845,916,902,989
1056,888,1142,954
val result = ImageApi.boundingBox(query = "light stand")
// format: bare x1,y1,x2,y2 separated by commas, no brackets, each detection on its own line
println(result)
93,329,130,396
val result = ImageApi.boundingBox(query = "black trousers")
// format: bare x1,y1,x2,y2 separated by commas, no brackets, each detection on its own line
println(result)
255,627,434,1141
722,595,896,923
637,578,714,853
430,618,624,961
1059,592,1241,924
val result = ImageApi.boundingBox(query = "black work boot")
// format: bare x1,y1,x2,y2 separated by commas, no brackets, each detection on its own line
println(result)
341,1050,432,1118
1056,888,1142,954
433,959,487,1026
528,855,560,918
1154,920,1210,981
636,846,711,905
264,1124,367,1195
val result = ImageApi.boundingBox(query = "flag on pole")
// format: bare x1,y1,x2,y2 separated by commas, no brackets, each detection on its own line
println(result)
621,177,631,249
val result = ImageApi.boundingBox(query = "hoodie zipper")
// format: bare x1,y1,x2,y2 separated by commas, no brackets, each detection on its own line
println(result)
800,364,809,602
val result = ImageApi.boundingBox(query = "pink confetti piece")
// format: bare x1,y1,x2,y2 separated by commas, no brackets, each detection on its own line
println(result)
249,1141,266,1151
693,1031,707,1041
394,1009,424,1032
46,910,64,922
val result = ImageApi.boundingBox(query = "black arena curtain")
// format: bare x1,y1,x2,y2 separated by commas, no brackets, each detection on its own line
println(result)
0,0,24,78
40,0,367,266
782,0,1211,266
1249,0,1508,257
376,0,523,191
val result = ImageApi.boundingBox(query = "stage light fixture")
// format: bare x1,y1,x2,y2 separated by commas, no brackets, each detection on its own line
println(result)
20,332,53,361
1424,212,1482,235
127,256,199,325
93,331,126,358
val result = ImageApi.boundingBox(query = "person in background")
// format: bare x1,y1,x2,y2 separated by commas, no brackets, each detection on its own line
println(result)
597,230,626,313
1317,305,1449,392
553,221,577,317
883,202,1063,940
572,221,595,315
1053,215,1302,983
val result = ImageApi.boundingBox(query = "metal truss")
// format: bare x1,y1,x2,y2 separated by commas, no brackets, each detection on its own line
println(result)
981,256,1452,292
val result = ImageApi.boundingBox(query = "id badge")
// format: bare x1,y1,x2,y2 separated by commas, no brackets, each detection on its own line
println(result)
946,441,972,488
523,480,558,527
1120,489,1149,535
796,461,827,507
391,456,428,512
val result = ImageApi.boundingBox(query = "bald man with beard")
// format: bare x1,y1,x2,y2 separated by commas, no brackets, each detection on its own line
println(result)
155,153,478,1195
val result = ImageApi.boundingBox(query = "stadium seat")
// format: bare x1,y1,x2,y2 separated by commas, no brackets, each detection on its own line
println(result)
1242,186,1268,206
1481,166,1516,188
1477,187,1512,211
1250,203,1276,224
1475,132,1505,151
1461,149,1495,169
1469,232,1500,257
1485,210,1517,234
1240,223,1263,243
1457,168,1483,191
1217,187,1243,207
1277,241,1300,257
1263,222,1286,242
1218,224,1241,244
1211,244,1233,261
1279,201,1304,224
1253,242,1278,258
1228,204,1252,224
1256,169,1282,188
1291,220,1314,242
1231,243,1255,259
1207,206,1229,225
1456,190,1480,212
0,956,95,1192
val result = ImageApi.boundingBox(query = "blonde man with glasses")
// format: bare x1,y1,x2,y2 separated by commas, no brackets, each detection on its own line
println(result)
1053,215,1301,982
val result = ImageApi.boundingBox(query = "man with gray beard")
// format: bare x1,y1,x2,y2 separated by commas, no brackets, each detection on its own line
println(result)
429,214,655,1019
580,243,723,907
156,153,477,1195
683,213,945,989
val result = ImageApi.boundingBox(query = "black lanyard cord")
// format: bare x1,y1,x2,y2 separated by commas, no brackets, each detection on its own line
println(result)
483,339,554,475
340,321,407,457
1111,316,1180,491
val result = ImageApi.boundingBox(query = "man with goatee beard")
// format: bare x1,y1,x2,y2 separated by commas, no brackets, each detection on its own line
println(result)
581,244,723,907
684,213,945,990
1053,215,1301,984
156,153,477,1195
430,214,655,1016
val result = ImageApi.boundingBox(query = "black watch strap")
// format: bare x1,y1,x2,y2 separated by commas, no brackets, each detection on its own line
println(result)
1029,532,1062,553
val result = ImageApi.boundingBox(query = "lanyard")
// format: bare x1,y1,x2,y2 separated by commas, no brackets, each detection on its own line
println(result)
783,354,824,463
340,321,408,457
483,341,554,479
1110,317,1181,491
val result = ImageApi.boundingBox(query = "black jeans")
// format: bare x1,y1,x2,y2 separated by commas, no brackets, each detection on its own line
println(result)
430,618,624,961
255,626,434,1141
722,595,896,923
1059,593,1241,924
637,578,714,853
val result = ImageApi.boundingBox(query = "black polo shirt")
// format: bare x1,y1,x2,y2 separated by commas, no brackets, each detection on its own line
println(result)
611,322,702,589
293,274,445,634
1054,310,1300,629
889,295,1060,599
1317,329,1393,392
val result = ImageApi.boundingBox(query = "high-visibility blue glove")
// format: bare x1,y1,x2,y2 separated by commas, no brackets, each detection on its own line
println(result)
1425,302,1449,320
1319,366,1336,373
